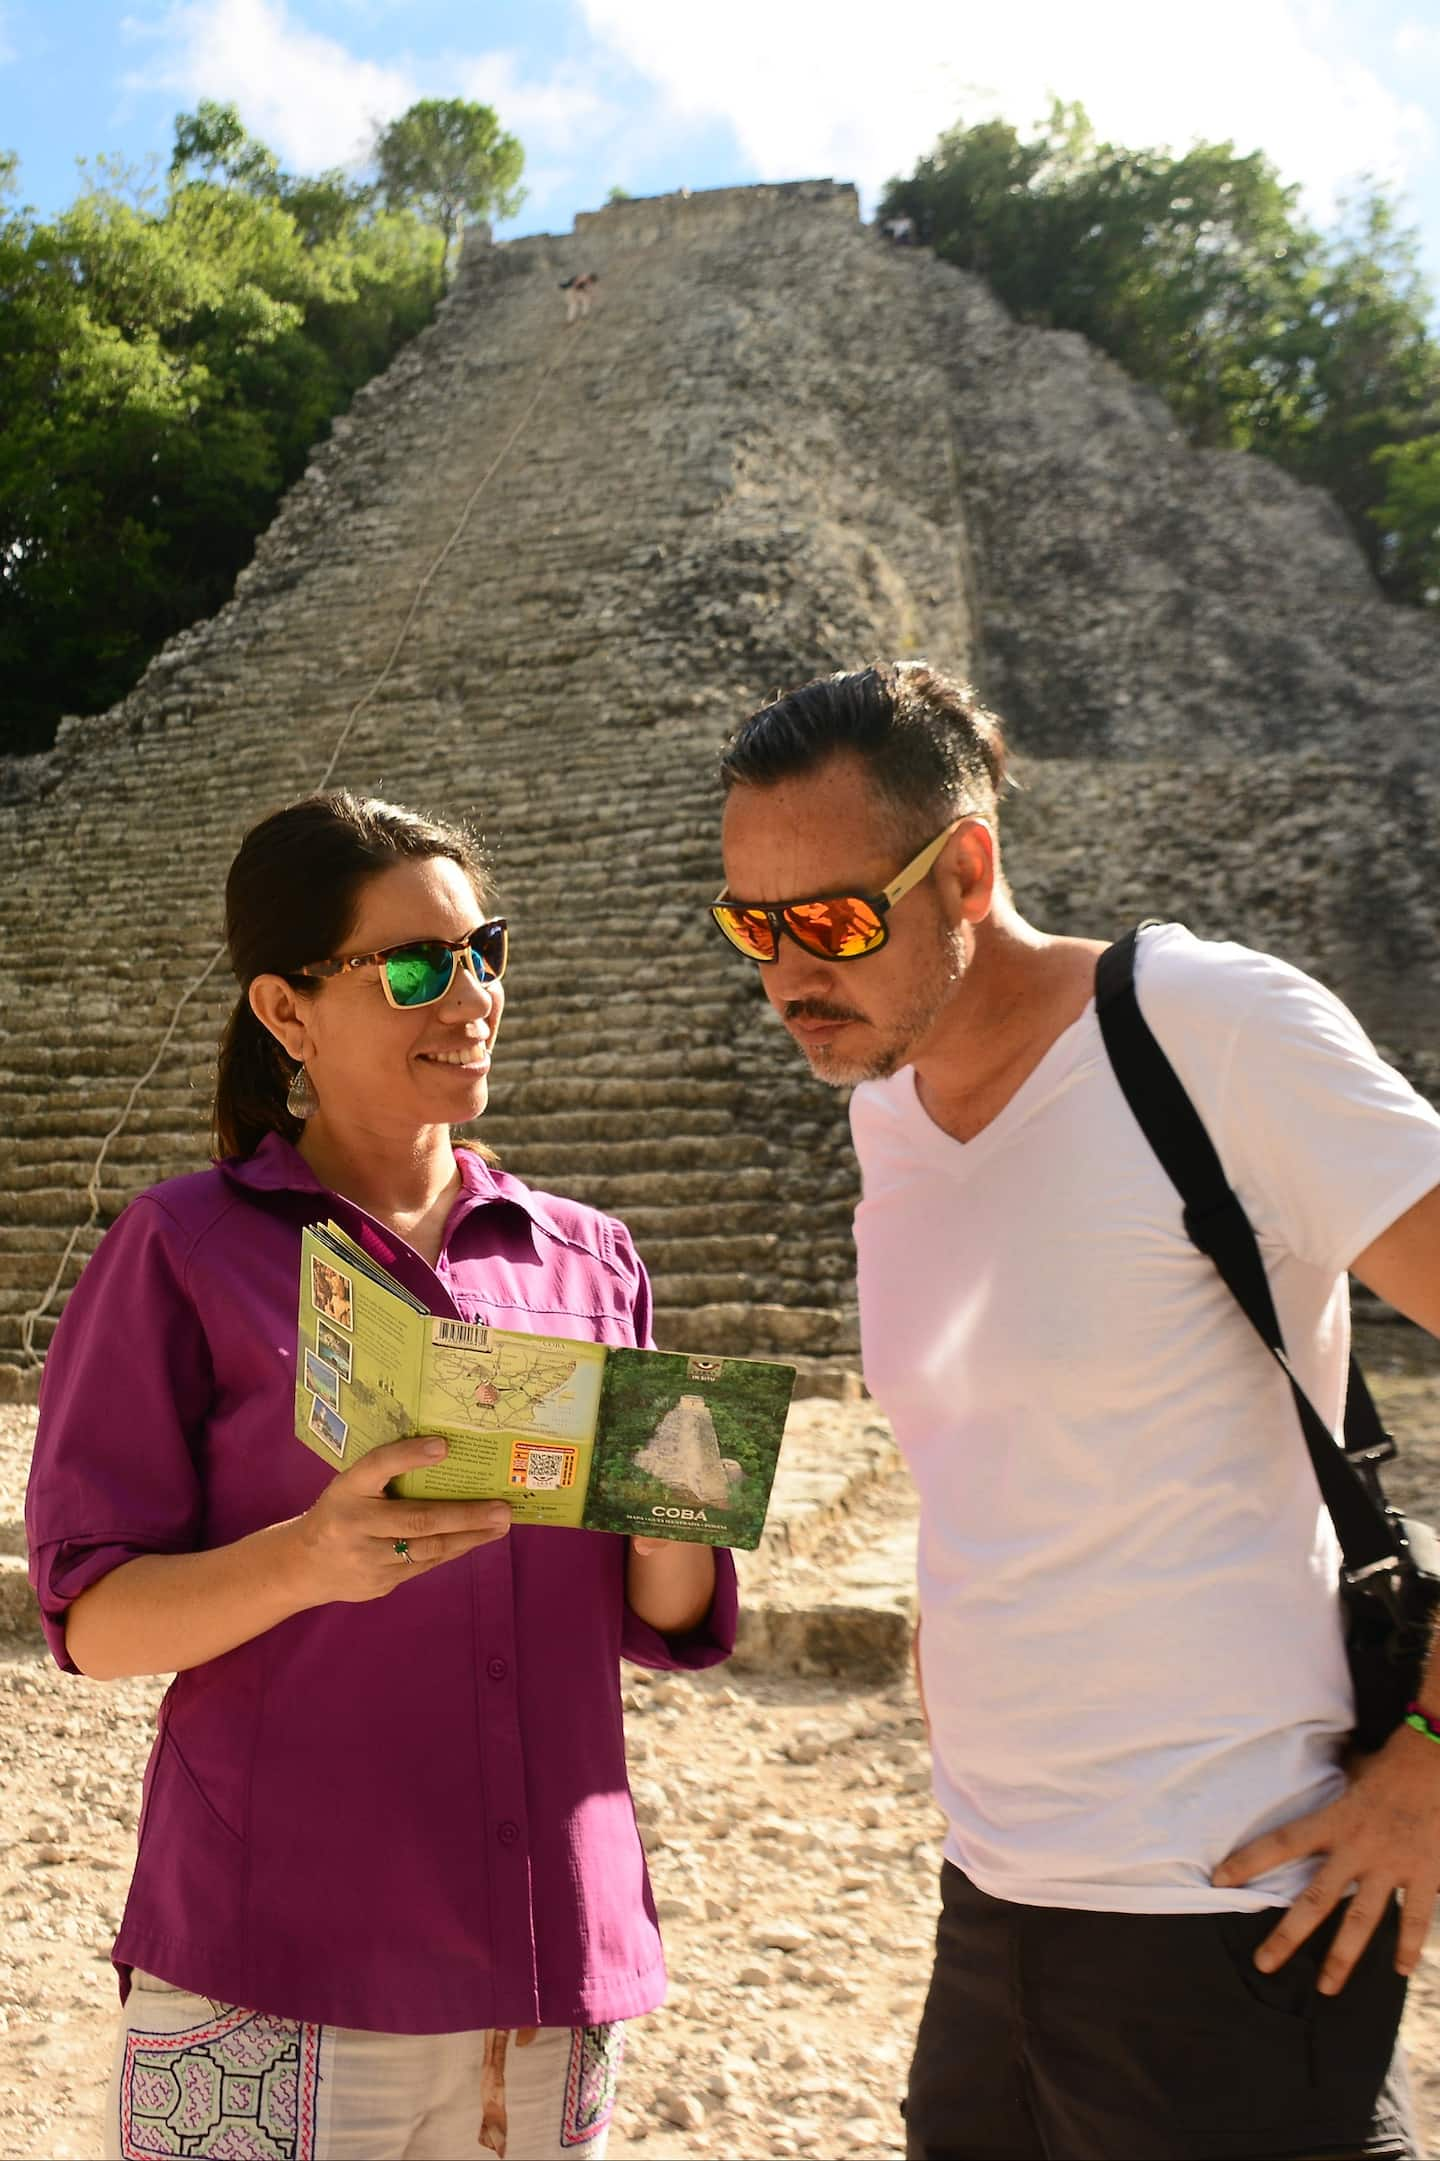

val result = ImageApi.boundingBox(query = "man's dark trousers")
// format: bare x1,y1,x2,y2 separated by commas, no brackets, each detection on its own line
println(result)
905,1863,1417,2159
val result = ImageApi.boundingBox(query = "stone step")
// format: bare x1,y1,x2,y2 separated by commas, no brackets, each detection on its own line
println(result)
0,1154,195,1195
488,1076,752,1115
0,1097,739,1149
0,1268,97,1313
489,1134,773,1180
647,1271,785,1308
0,1239,796,1297
0,1315,57,1361
731,1404,918,1679
515,1165,783,1209
2,1038,217,1079
734,1463,919,1682
652,1302,859,1357
0,1104,213,1143
0,1224,104,1259
616,1231,780,1273
0,1285,843,1351
0,1554,36,1632
607,1200,794,1243
0,1117,757,1172
0,1131,209,1173
0,1162,846,1245
460,1105,739,1146
0,1189,131,1228
496,1003,742,1047
0,1042,771,1094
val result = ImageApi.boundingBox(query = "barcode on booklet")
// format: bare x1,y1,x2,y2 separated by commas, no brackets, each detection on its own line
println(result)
431,1319,490,1349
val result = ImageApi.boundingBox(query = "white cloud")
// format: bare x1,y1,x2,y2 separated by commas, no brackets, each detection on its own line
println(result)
578,0,1434,222
121,0,419,170
118,0,620,215
452,50,613,157
1395,20,1440,64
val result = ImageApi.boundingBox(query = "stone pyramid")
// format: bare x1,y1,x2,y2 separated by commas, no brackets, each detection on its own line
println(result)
1,180,1437,1391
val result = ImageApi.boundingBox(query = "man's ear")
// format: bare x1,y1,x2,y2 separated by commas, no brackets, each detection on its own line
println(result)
249,974,312,1064
938,817,997,927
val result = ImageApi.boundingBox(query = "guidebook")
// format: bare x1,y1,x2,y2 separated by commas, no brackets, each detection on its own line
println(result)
294,1222,795,1548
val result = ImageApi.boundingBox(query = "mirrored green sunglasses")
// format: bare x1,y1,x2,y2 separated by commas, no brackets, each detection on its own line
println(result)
298,920,508,1009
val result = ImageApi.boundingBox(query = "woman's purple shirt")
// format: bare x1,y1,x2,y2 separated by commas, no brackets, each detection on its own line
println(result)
25,1133,737,2033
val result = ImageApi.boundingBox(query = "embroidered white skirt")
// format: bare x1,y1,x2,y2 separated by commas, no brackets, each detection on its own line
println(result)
107,1968,623,2160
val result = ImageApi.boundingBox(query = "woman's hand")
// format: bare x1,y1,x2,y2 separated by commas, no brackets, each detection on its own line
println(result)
65,1435,512,1679
295,1435,512,1606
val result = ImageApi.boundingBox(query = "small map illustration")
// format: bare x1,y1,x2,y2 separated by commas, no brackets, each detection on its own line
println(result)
426,1342,583,1435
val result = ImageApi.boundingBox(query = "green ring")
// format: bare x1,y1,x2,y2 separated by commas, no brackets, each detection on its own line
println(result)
393,1538,410,1560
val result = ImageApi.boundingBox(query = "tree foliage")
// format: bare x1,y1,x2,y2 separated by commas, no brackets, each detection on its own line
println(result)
0,104,458,757
882,105,1440,607
374,98,524,278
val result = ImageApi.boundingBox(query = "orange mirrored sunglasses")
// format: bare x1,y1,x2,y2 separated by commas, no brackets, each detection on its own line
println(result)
711,816,968,964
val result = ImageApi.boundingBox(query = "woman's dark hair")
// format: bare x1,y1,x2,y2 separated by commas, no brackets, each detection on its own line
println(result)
719,662,1010,836
213,792,490,1161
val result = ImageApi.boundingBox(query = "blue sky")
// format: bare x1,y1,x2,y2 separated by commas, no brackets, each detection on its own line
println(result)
3,0,1440,300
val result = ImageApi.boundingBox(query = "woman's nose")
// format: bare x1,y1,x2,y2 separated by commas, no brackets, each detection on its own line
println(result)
452,956,499,1013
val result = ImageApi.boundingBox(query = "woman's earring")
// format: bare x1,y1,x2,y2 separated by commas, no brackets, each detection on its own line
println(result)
286,1063,317,1121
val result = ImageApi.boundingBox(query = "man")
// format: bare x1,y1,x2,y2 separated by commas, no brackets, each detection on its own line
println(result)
712,661,1440,2160
561,270,598,323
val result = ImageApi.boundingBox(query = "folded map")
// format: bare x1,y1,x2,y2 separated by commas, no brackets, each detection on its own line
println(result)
294,1221,794,1548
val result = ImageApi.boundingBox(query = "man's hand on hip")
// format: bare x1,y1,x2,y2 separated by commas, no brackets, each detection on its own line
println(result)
1212,1725,1440,1993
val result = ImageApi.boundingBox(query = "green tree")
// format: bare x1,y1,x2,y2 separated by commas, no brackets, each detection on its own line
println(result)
373,98,524,280
1274,190,1440,579
1373,434,1440,603
0,109,449,757
883,108,1440,605
884,105,1316,448
170,98,282,196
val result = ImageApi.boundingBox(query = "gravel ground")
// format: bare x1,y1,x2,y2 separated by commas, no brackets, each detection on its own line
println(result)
5,1334,1440,2159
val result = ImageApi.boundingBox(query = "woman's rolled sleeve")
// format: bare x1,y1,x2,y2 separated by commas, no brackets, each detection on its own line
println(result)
25,1196,211,1672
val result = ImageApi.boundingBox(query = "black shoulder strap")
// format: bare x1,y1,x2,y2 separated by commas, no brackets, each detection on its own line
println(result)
1094,925,1399,1579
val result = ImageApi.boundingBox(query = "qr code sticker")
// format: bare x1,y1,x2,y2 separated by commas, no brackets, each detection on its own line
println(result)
509,1441,577,1490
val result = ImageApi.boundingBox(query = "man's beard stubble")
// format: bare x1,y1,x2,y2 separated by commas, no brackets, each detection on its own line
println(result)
787,918,967,1088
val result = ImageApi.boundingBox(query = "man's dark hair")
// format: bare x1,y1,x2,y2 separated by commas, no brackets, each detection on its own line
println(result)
719,662,1009,835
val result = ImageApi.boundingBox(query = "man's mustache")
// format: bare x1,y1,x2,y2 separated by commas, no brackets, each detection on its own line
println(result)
782,1000,866,1026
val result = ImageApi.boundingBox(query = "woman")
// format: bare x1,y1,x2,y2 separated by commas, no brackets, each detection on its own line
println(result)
25,792,735,2161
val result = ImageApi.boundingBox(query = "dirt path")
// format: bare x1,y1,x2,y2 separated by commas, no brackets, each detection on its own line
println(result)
0,1591,938,2159
6,1337,1440,2158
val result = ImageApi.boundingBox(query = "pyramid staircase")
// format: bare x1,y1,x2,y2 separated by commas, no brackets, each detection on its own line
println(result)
2,181,1438,1392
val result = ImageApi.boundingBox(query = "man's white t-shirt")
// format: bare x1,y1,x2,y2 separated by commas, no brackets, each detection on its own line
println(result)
850,925,1440,1913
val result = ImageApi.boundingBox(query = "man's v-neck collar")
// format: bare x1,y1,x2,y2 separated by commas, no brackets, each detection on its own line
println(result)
899,1000,1102,1168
